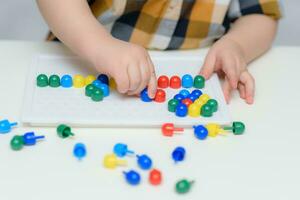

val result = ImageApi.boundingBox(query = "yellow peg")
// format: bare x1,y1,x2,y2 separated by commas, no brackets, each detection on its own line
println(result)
103,154,127,169
188,103,200,117
109,78,117,90
85,75,96,85
198,94,210,104
194,98,205,107
205,123,225,137
73,75,85,88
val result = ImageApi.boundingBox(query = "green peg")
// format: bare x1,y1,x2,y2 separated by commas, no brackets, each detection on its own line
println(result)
57,124,75,138
200,103,213,117
175,179,194,194
36,74,48,87
168,99,179,112
223,121,245,135
206,99,218,112
193,75,205,89
91,88,104,102
85,84,95,97
10,135,24,151
49,75,60,87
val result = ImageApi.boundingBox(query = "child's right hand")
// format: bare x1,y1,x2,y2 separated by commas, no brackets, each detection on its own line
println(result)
91,37,157,98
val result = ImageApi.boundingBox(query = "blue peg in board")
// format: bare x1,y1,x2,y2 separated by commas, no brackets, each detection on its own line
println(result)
174,94,185,102
98,83,110,97
191,89,202,98
172,146,186,163
0,119,18,134
179,89,190,98
140,88,152,102
61,75,73,88
23,132,45,145
73,143,87,160
92,80,102,88
97,74,109,85
181,74,193,88
113,143,135,157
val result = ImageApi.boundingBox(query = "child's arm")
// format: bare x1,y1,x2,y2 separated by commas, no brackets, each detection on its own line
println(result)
200,14,278,104
37,0,157,97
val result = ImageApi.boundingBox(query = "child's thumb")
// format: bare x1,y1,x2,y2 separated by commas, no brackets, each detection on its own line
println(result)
199,52,216,80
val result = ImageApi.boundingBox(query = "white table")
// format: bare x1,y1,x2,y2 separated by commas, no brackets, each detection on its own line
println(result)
0,41,299,200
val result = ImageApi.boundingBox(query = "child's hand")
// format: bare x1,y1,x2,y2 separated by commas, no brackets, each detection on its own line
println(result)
200,37,255,104
92,37,157,98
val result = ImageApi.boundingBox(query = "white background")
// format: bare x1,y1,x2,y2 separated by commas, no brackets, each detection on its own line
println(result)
0,0,298,45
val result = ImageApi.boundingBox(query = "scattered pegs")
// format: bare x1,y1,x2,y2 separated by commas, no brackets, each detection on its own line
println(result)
0,119,18,134
103,154,127,169
223,121,245,135
175,179,195,194
113,143,135,157
137,154,152,170
73,143,87,160
149,169,162,185
123,170,141,185
161,123,184,137
23,132,45,145
57,124,75,138
172,146,186,163
10,135,24,151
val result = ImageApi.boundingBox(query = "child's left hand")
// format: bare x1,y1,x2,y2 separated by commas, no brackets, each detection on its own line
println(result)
199,37,255,104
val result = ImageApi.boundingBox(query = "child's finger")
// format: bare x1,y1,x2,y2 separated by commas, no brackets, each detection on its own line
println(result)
146,56,157,98
199,51,216,79
240,71,255,104
222,57,239,89
238,82,246,99
127,64,142,93
222,77,232,104
129,61,150,95
115,68,130,94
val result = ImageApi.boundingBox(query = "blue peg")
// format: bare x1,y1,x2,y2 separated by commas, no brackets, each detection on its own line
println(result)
174,94,185,102
113,143,134,157
187,94,198,102
92,80,102,88
61,75,73,88
137,154,152,170
23,132,45,145
172,146,186,163
193,125,208,140
181,74,193,88
98,83,110,97
179,89,190,98
140,88,152,102
191,89,202,98
73,143,87,160
123,170,141,185
97,74,109,85
0,119,18,134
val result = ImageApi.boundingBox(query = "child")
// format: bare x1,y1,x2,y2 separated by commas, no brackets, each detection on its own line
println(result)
37,0,282,104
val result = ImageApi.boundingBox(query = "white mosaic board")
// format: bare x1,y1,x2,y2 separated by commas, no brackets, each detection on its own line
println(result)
22,54,231,127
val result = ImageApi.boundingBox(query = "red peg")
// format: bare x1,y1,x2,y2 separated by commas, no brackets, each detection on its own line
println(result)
170,76,181,89
154,89,166,103
149,169,162,185
182,98,193,107
157,75,169,88
161,123,184,137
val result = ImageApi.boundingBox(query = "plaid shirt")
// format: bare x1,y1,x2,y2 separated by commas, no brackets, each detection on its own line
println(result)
48,0,282,50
